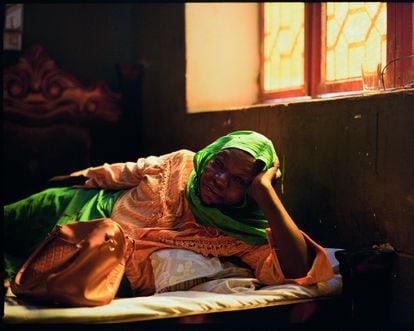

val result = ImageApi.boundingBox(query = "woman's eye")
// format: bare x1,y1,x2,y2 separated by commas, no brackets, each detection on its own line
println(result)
233,176,246,187
213,159,223,168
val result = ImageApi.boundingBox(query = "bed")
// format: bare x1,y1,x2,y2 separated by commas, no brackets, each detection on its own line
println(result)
3,45,347,329
3,248,343,327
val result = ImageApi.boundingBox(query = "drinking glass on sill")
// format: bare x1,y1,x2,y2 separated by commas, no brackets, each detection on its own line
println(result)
361,61,382,94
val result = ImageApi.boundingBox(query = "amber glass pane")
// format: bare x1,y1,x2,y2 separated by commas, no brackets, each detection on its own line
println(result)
326,2,386,81
263,2,304,91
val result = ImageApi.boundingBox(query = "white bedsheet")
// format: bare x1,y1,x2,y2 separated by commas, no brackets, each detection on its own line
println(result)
3,248,342,324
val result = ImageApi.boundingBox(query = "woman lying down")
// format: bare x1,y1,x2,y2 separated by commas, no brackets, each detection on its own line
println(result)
4,130,333,300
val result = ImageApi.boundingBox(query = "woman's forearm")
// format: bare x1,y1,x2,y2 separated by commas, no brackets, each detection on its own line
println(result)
255,185,310,278
249,168,310,278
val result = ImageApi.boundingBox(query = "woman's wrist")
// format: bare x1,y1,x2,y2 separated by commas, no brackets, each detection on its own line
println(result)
249,177,274,206
249,166,278,198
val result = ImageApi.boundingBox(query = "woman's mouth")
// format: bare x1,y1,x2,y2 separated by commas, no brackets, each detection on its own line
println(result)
202,184,221,204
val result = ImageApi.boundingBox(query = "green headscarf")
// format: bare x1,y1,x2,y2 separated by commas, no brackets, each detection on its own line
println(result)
185,130,277,245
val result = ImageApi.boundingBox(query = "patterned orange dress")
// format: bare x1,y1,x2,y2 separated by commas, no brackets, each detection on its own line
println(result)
71,150,333,295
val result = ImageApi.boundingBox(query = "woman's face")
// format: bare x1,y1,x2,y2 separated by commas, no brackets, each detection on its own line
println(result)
199,148,259,206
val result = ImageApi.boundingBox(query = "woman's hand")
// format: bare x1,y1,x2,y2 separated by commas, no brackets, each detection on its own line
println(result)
248,165,280,203
48,175,87,187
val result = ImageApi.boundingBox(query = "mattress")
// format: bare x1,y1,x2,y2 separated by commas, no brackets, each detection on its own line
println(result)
3,248,342,325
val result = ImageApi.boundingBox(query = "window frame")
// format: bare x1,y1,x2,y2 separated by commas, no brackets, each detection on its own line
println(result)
259,2,413,102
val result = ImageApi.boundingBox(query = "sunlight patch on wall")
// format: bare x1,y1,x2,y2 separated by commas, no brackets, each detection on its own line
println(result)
185,3,259,113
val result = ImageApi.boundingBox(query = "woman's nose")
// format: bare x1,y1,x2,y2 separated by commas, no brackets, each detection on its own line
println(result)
214,171,228,187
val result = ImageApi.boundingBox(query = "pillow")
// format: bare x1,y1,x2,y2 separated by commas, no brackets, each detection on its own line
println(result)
325,248,341,274
190,277,260,294
151,247,341,293
150,249,253,293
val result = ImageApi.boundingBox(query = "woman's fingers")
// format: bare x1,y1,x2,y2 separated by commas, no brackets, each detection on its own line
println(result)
273,160,282,179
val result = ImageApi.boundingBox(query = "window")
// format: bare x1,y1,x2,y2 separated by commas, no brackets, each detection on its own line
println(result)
260,2,413,101
261,3,305,98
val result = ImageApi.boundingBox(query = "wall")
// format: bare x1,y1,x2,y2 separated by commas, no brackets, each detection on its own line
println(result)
8,3,414,324
21,3,134,89
185,3,259,112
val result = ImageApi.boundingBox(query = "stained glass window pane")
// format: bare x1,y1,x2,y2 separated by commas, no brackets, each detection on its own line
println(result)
326,2,386,81
263,2,304,91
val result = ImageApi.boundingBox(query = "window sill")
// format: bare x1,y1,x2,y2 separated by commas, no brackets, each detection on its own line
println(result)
256,88,414,107
187,88,413,114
